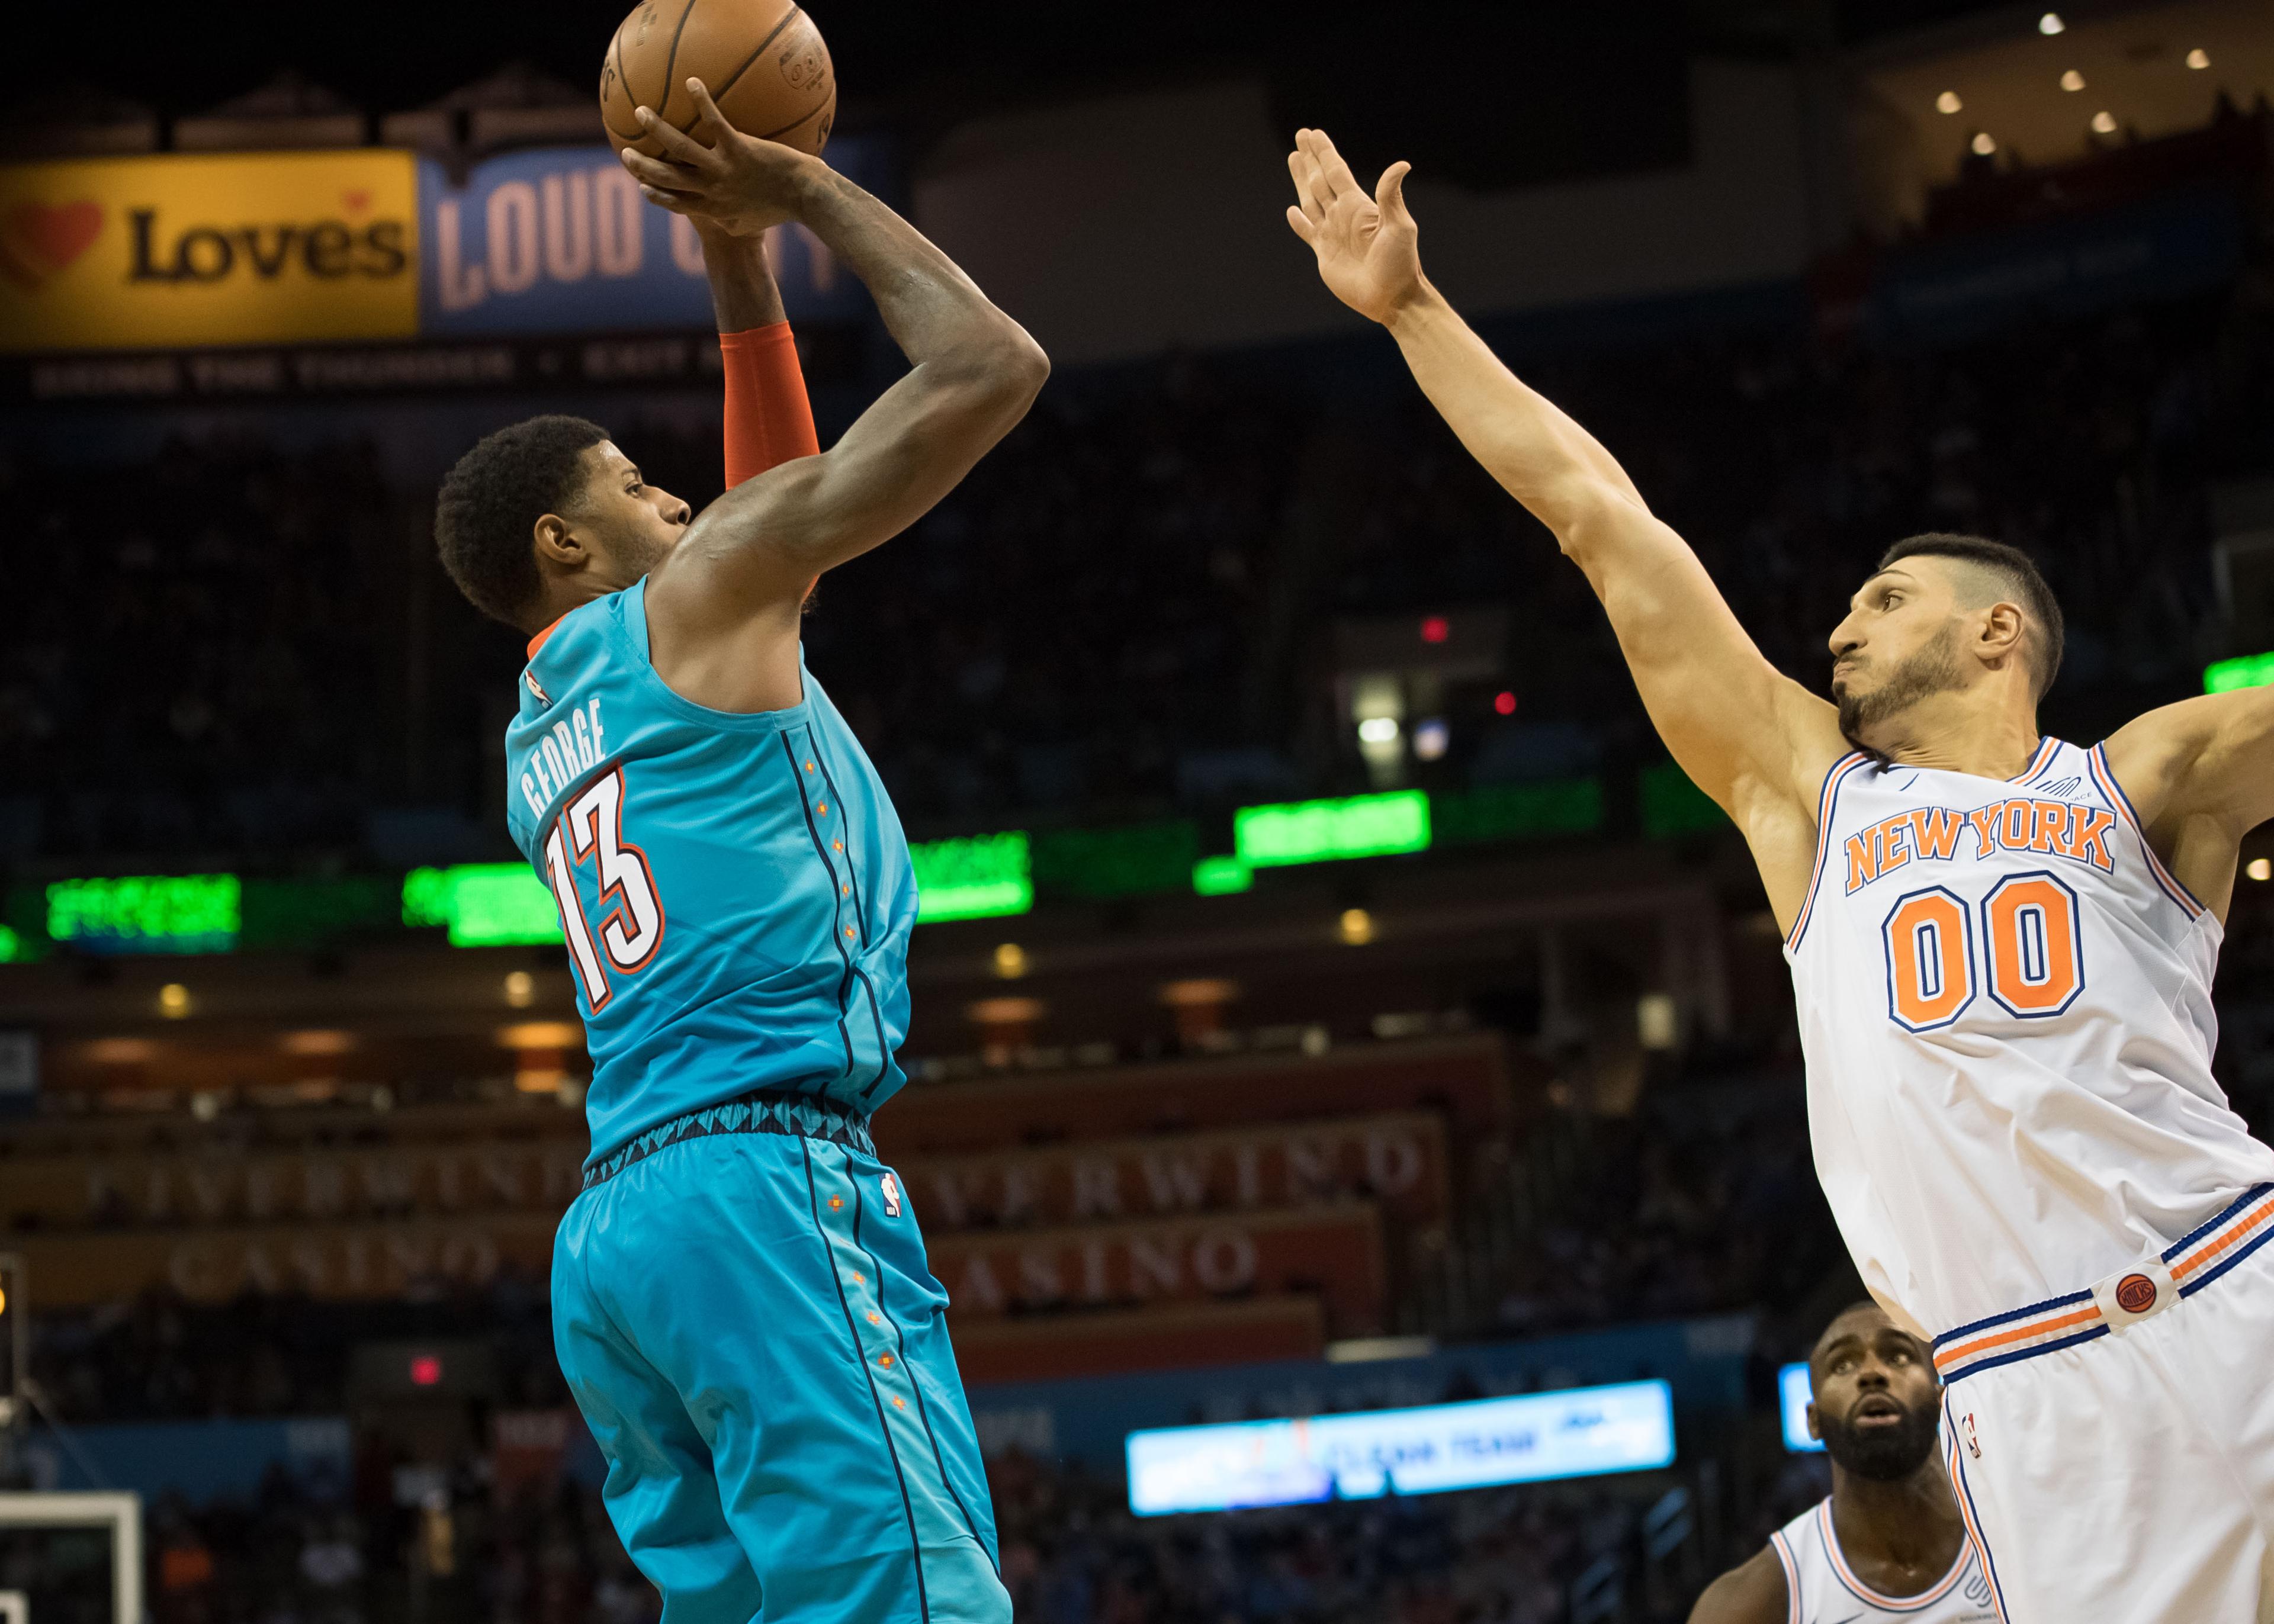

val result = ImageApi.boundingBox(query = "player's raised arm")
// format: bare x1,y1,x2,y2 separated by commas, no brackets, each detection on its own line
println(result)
1284,128,1847,918
2099,684,2274,922
692,220,822,488
621,82,1046,690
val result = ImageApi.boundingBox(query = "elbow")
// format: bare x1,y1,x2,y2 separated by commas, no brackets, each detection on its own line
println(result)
994,323,1050,406
945,319,1048,413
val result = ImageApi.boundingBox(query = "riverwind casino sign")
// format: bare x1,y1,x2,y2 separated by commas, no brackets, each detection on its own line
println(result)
0,139,883,380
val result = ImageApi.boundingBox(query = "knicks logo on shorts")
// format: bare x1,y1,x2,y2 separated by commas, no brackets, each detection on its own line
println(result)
2115,1273,2157,1314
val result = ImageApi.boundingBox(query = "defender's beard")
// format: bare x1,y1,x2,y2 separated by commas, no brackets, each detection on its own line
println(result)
1818,1401,1942,1482
1836,624,1966,748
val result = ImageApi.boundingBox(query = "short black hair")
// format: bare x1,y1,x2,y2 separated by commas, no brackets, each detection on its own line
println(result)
434,414,610,628
1876,532,2064,699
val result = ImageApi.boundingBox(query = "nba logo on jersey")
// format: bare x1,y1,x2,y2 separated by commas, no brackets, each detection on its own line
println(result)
881,1172,902,1217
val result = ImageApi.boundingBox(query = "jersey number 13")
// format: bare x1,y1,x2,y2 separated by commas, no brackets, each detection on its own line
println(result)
543,770,664,1010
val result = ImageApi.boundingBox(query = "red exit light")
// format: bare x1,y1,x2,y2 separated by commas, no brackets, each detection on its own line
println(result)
409,1355,444,1387
1419,616,1450,644
1493,692,1518,716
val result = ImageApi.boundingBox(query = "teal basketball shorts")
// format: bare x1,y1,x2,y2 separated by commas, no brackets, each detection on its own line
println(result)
552,1093,1007,1624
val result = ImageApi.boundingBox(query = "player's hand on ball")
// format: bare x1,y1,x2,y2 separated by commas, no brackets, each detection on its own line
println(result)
1284,128,1424,325
619,78,819,236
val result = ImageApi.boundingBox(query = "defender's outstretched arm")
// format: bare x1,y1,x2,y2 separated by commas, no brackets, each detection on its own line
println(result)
1285,128,1844,919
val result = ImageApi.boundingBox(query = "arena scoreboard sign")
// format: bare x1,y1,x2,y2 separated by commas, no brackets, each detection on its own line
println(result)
0,151,419,351
1123,1380,1676,1514
0,137,890,355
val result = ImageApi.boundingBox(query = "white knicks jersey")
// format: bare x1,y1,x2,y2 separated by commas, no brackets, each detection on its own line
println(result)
1768,1499,1994,1622
1785,737,2274,1338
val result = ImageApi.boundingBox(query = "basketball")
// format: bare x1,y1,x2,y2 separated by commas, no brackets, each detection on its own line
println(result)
600,0,835,160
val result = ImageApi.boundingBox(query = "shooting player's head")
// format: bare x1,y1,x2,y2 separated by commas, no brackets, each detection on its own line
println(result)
436,415,692,632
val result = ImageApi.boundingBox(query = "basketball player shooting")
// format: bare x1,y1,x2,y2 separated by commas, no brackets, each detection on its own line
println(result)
1691,1304,1992,1623
434,82,1044,1624
1286,128,2274,1620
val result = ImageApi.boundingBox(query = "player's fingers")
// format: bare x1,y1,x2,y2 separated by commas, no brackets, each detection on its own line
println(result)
1290,150,1334,223
636,105,713,168
1284,204,1318,245
1376,160,1415,226
1309,129,1362,200
619,147,697,190
1286,149,1326,223
637,185,699,214
684,78,731,140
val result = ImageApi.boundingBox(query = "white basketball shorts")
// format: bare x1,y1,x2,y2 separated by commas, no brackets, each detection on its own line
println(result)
1932,1185,2274,1623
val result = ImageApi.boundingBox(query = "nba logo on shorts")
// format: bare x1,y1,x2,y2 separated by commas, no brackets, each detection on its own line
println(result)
880,1172,902,1217
2115,1272,2157,1314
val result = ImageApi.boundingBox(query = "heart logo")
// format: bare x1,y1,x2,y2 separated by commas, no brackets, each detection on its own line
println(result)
0,199,104,291
341,188,371,214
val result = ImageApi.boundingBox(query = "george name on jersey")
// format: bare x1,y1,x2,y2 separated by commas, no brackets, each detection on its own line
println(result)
1844,796,2115,895
521,697,608,819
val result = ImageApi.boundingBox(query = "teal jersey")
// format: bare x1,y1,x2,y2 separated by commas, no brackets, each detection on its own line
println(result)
504,580,917,1167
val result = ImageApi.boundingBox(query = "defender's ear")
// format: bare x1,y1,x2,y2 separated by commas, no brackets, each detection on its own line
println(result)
1977,599,2027,666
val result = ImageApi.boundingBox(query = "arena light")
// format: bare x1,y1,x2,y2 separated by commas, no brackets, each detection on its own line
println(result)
1936,90,1963,114
1971,131,1997,156
2038,11,2065,35
1235,790,1430,869
46,874,240,956
2204,651,2274,693
402,864,561,947
910,831,1032,923
2187,48,2210,69
2060,69,2086,91
1125,1379,1676,1514
2090,110,2117,135
1779,1363,1826,1453
0,925,29,964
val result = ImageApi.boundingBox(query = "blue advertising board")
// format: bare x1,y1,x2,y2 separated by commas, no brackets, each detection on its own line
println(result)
418,137,890,335
1868,186,2242,344
1780,1361,1825,1453
1125,1379,1676,1516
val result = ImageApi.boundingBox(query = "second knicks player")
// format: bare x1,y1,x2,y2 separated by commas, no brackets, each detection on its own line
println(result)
1286,128,2274,1620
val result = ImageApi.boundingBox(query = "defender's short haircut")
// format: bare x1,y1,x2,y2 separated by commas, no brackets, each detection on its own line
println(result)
1877,532,2064,700
434,414,611,628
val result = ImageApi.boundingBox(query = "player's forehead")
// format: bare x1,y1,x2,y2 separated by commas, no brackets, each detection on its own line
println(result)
1850,564,1931,608
586,440,637,478
1812,1305,1919,1366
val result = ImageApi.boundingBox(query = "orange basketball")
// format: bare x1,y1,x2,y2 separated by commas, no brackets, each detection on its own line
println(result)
600,0,835,159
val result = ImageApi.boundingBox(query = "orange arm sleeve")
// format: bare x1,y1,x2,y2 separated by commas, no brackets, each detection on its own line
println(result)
720,322,820,488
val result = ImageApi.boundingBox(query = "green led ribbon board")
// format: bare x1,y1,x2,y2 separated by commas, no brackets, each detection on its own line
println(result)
2205,652,2274,694
46,874,242,955
403,864,562,947
911,831,1033,922
1191,854,1254,896
1234,790,1431,869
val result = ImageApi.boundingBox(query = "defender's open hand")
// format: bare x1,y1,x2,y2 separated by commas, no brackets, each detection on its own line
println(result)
619,78,821,237
1284,128,1424,325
